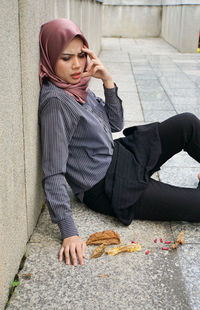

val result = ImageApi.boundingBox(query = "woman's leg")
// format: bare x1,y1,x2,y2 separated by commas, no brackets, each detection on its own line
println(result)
135,112,200,222
134,178,200,222
151,112,200,174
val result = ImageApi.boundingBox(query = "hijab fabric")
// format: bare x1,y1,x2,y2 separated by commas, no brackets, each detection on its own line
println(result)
39,18,90,103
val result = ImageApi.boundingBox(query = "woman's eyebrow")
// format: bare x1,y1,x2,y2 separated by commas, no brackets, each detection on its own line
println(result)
61,51,84,56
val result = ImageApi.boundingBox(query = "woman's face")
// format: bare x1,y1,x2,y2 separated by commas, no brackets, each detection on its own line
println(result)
55,36,87,84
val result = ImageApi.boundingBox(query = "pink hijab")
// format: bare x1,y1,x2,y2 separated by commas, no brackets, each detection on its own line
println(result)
39,18,90,103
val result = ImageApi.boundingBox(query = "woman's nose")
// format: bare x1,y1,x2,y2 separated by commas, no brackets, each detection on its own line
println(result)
72,56,80,68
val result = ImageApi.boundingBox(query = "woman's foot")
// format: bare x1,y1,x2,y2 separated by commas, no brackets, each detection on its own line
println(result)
198,173,200,181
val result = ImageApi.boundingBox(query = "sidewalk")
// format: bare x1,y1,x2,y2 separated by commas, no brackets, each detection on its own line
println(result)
7,38,200,310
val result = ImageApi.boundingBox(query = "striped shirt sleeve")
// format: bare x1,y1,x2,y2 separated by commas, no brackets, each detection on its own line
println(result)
40,98,79,239
104,84,124,132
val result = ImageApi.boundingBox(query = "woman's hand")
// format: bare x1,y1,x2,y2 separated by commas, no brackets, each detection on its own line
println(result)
58,235,86,267
81,46,114,89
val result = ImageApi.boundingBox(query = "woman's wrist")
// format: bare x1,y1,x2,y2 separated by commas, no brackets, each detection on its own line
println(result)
103,77,115,89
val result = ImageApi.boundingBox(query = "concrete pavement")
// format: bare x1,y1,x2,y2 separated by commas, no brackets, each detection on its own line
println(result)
6,38,200,310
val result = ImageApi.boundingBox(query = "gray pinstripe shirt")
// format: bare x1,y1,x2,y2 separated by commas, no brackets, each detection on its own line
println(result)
38,80,124,239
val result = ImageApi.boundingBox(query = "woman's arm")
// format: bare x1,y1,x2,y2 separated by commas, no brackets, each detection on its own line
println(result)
82,47,124,132
104,85,124,132
40,98,86,266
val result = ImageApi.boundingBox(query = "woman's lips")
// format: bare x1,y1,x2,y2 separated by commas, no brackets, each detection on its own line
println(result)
71,72,81,79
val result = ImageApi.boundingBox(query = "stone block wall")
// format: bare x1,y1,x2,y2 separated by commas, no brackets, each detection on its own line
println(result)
0,1,102,309
162,1,200,52
102,1,162,38
102,0,200,52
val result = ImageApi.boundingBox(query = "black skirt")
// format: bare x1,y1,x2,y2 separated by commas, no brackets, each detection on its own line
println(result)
83,122,161,225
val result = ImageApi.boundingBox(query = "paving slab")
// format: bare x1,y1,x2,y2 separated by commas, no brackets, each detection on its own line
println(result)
101,37,121,50
129,57,150,64
131,67,154,73
119,92,143,122
103,62,133,75
136,79,164,91
169,97,200,105
141,99,174,111
112,80,138,92
168,88,200,97
159,167,200,188
176,245,200,310
134,72,158,80
143,110,176,122
139,90,169,101
174,105,200,118
161,151,199,168
99,50,130,63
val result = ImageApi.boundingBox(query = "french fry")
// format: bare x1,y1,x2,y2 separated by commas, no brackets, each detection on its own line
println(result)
105,244,141,256
90,244,107,258
171,230,184,249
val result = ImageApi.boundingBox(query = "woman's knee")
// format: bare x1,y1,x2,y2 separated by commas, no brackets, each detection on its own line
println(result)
179,112,199,123
159,112,199,137
174,112,200,134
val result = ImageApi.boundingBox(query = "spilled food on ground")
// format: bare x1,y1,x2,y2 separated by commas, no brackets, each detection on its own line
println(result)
86,229,185,259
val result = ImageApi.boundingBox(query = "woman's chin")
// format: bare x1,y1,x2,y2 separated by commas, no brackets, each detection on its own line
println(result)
68,77,81,84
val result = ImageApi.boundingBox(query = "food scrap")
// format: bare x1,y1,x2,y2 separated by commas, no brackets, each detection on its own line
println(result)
86,230,120,245
105,243,141,256
90,244,107,259
171,230,184,250
98,274,109,278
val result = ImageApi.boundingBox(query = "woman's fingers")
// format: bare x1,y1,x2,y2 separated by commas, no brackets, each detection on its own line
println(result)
93,65,103,75
82,46,97,60
69,244,78,267
76,244,84,266
82,242,86,258
64,245,70,265
58,246,64,262
82,61,104,79
86,59,101,72
81,71,90,78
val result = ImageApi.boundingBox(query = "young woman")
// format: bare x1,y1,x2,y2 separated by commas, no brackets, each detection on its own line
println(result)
39,18,200,267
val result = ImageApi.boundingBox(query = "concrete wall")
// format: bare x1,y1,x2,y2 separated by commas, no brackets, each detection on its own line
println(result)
102,0,200,53
162,3,200,52
0,2,27,310
102,3,162,38
0,1,102,309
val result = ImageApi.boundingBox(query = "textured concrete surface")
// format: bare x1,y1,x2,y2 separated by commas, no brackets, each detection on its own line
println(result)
1,1,102,309
102,1,200,53
162,5,200,52
103,5,162,38
7,38,200,310
0,2,27,310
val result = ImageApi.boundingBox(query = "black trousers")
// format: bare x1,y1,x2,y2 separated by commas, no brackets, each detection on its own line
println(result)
84,113,200,222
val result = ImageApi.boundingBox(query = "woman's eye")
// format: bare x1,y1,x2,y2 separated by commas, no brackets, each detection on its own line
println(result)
79,53,86,58
62,57,70,61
